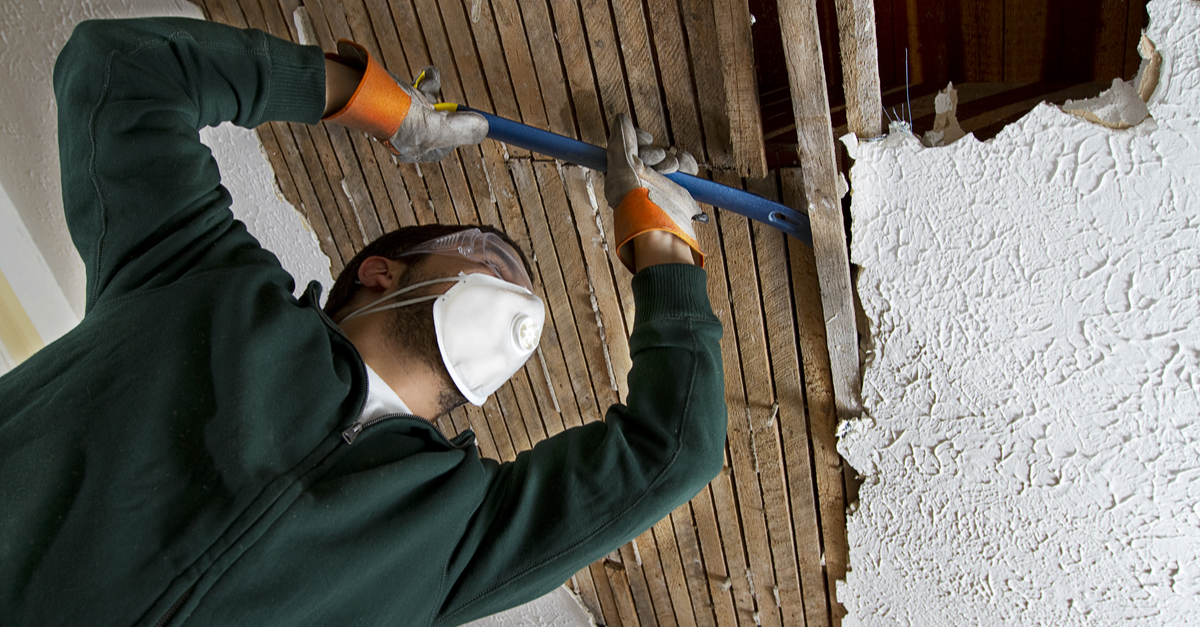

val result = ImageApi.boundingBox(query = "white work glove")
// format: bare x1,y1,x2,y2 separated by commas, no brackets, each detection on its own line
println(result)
604,113,705,271
323,41,488,163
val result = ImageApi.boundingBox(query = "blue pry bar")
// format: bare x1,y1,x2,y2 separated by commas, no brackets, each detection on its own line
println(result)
463,106,813,246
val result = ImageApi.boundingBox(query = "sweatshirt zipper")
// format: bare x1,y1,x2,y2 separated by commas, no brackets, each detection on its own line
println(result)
309,286,460,449
312,293,370,430
152,583,195,627
341,412,460,447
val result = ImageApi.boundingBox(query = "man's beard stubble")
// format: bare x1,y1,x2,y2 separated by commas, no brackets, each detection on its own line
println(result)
382,271,469,417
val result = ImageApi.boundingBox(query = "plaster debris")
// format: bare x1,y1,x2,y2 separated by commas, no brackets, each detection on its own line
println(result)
840,1,1200,624
1061,78,1150,129
1136,34,1163,103
293,7,317,46
923,82,966,147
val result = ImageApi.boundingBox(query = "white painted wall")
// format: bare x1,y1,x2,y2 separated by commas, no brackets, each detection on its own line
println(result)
1,1,591,624
840,0,1200,624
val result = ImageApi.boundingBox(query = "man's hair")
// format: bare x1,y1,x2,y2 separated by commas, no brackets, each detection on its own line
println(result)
323,224,533,320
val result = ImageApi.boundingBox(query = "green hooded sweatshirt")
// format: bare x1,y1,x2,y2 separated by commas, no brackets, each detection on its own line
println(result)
0,17,726,627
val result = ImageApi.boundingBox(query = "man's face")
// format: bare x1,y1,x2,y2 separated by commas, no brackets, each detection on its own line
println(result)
381,237,533,415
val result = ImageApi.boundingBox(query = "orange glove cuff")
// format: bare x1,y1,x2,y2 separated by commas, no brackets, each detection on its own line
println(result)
322,42,412,139
613,188,705,272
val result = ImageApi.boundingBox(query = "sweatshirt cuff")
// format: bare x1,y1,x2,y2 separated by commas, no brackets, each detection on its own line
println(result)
631,264,717,323
260,35,327,125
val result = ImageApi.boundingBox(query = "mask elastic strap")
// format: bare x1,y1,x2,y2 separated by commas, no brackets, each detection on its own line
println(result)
339,276,461,323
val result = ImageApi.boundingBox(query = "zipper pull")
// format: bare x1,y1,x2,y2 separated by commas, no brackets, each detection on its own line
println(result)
342,422,364,445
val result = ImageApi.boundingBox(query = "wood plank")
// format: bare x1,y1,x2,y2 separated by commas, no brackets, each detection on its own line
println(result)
654,516,698,627
454,0,530,161
545,0,609,145
738,177,809,627
290,123,359,263
561,167,631,401
688,487,738,627
709,173,785,627
532,161,616,418
519,0,579,138
509,160,590,428
610,0,669,141
570,567,605,625
907,0,947,85
532,163,616,415
956,0,1004,82
708,455,758,625
644,0,705,157
677,0,733,172
491,0,553,131
605,554,644,626
261,123,345,272
832,0,883,137
635,528,681,627
589,561,626,626
579,0,634,133
711,0,767,176
782,169,849,627
620,540,662,627
1004,0,1048,81
746,178,831,627
666,505,716,627
778,0,862,420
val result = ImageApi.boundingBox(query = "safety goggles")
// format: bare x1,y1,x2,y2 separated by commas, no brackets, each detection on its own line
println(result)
400,229,534,292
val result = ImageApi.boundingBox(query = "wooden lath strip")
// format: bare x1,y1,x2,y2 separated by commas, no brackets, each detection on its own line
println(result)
678,0,734,172
746,176,831,627
712,0,767,177
532,161,619,415
545,0,608,145
777,0,862,421
708,172,789,627
560,167,630,401
833,0,883,138
611,0,669,141
782,169,849,625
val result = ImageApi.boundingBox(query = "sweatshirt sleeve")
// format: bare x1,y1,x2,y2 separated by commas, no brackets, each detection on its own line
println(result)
435,264,726,626
53,18,325,311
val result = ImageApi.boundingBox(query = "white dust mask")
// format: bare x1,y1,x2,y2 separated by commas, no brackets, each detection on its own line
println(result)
339,272,545,406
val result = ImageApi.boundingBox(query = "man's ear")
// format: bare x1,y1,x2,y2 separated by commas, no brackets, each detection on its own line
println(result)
357,256,407,291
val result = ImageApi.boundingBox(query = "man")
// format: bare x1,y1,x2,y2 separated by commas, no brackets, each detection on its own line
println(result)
0,16,725,627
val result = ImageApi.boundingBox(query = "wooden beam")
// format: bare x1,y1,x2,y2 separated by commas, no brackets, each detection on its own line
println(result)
712,0,767,177
778,0,862,420
833,0,883,138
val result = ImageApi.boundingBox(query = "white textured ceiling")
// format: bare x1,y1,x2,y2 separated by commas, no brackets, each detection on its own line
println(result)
840,0,1200,624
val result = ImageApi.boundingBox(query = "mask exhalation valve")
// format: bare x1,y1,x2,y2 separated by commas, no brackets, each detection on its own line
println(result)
513,315,541,352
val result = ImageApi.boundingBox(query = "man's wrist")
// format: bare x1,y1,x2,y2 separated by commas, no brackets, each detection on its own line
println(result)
632,231,696,272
